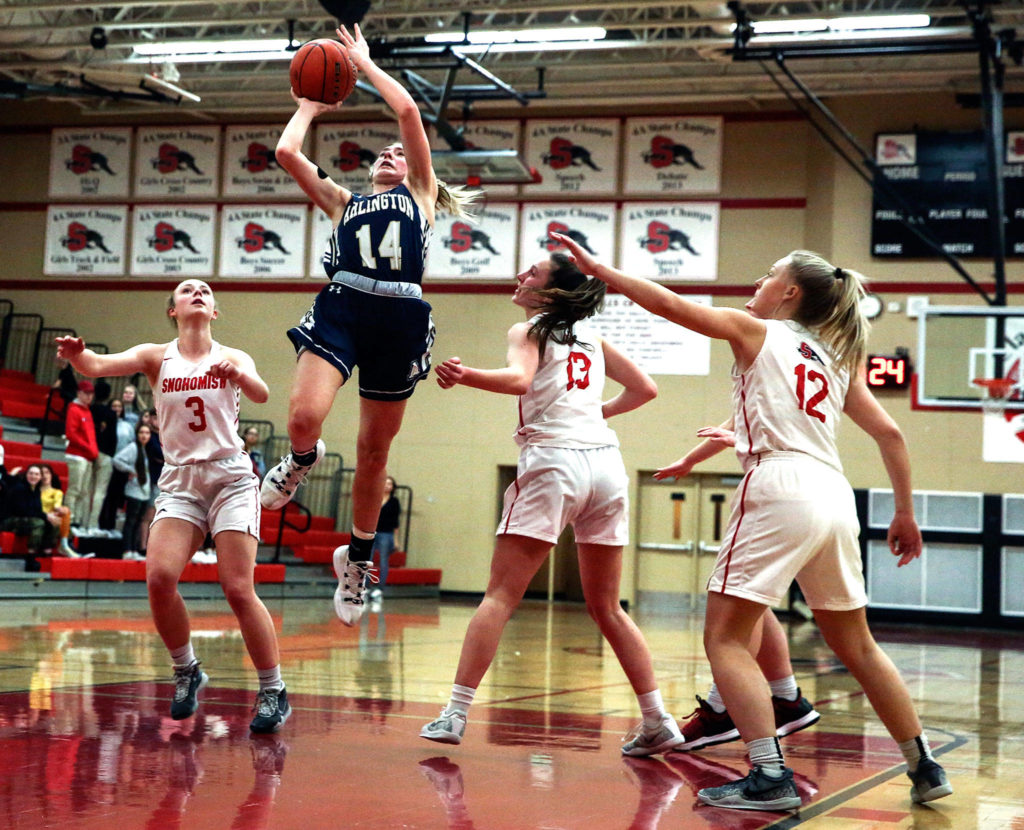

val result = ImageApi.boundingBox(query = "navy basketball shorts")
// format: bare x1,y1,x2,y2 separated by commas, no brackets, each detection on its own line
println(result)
287,283,436,402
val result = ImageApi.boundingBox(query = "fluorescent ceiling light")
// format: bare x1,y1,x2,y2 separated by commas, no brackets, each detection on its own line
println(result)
425,26,606,45
746,13,930,36
133,38,290,57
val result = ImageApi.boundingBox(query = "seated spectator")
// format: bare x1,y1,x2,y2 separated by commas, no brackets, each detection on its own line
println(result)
64,380,97,528
39,464,79,558
1,463,49,556
242,426,267,478
113,422,151,560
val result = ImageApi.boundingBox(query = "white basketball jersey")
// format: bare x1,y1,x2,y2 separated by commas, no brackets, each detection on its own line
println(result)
154,340,244,466
514,319,619,449
732,320,850,472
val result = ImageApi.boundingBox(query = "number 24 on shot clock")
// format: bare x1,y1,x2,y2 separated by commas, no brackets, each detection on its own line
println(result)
867,353,911,390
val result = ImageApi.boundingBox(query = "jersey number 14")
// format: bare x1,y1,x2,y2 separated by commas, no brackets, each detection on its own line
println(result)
355,221,403,271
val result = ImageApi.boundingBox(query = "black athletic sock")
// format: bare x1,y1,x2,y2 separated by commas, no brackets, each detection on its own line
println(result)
348,534,374,562
291,447,318,466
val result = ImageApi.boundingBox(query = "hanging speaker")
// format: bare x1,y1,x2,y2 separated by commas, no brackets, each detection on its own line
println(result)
317,1,371,26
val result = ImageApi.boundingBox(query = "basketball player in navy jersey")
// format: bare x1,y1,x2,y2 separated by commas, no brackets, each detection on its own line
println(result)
553,235,951,812
55,280,290,733
264,23,476,626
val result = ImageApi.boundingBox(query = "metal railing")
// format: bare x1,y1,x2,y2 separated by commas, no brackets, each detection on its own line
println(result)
0,313,44,375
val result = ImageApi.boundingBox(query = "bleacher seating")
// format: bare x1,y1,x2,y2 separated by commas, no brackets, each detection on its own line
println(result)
0,302,441,594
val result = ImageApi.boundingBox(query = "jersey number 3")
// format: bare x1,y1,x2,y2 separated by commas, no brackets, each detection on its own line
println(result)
566,351,592,390
793,364,828,423
185,396,207,432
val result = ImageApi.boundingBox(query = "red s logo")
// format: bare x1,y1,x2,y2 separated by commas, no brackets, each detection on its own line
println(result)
335,141,364,172
63,222,89,251
448,222,473,252
545,221,569,251
546,137,573,169
151,221,176,252
645,136,675,168
642,221,671,253
242,222,265,253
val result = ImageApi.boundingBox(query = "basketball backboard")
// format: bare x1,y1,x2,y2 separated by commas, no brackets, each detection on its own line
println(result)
915,305,1024,410
430,149,540,186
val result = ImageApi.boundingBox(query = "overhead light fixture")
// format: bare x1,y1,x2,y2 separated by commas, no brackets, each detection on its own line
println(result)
133,38,291,57
425,26,607,45
743,13,930,37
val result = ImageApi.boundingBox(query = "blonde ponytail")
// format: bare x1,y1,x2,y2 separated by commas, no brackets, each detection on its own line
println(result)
787,250,870,374
436,179,481,220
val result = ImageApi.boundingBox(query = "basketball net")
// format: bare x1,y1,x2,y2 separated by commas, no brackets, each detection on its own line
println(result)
973,377,1017,416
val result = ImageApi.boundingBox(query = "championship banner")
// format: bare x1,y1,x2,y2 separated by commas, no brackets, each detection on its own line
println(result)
314,122,401,195
519,202,615,270
131,205,217,277
49,128,132,198
623,116,723,194
133,127,221,198
618,201,720,281
427,204,519,280
223,126,304,197
524,119,619,195
592,295,712,376
219,205,307,278
431,119,522,196
44,205,128,276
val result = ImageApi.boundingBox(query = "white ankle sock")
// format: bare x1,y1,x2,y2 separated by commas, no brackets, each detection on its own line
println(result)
447,684,476,716
637,689,666,728
768,675,799,701
170,643,196,669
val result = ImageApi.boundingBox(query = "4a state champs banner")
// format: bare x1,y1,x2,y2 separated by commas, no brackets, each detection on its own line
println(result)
314,122,401,195
623,117,723,194
131,206,217,277
49,128,132,198
223,126,304,197
524,119,619,195
219,205,307,278
428,204,519,279
618,202,720,281
519,202,615,270
133,127,221,198
44,205,128,276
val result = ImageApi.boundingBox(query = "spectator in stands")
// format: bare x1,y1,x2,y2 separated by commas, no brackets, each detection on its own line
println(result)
114,422,151,560
1,463,48,557
0,444,10,509
139,407,163,554
242,426,266,478
121,383,143,427
86,379,117,534
370,474,400,603
98,398,135,533
39,463,78,558
63,379,97,528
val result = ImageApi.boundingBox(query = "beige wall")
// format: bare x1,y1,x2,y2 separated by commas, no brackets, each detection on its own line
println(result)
1,92,1021,597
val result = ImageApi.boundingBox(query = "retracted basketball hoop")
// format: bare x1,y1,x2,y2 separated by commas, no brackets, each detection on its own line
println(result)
972,377,1017,400
430,148,541,187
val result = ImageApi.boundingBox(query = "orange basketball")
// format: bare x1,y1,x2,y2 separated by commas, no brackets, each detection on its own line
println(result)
289,39,357,105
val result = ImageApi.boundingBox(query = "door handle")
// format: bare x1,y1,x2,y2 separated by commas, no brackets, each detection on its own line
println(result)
638,542,694,553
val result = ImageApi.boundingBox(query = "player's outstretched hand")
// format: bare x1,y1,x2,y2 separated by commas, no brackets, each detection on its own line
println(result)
290,88,343,115
548,231,599,275
653,458,693,481
337,23,370,69
206,360,240,382
435,357,463,389
696,425,736,447
55,336,85,361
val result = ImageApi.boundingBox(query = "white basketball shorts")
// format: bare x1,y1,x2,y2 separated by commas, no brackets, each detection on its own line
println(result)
707,453,866,611
153,452,261,540
497,444,629,546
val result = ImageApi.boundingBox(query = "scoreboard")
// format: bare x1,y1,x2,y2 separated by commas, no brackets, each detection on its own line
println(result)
870,129,1024,259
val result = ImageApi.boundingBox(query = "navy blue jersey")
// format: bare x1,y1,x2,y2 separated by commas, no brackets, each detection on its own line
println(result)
323,183,431,285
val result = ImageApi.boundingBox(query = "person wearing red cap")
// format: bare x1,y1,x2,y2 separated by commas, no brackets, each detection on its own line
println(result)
63,380,97,528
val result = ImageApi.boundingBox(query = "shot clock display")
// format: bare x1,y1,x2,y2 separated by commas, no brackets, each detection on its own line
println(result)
866,353,911,389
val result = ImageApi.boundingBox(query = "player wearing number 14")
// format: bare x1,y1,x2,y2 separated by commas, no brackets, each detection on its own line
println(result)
267,23,477,626
550,238,951,812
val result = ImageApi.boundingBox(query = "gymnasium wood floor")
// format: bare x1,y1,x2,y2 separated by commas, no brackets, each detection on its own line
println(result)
0,595,1018,829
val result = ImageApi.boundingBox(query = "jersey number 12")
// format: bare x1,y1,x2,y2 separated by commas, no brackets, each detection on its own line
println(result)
793,363,828,423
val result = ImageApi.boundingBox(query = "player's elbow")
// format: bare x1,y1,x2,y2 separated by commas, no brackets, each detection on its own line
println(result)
638,377,658,403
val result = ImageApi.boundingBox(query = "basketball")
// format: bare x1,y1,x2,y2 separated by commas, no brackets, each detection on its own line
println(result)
289,39,357,105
